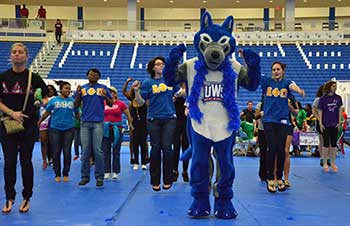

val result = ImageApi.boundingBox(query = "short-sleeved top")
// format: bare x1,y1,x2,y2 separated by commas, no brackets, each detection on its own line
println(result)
240,108,255,123
104,100,127,123
296,109,307,129
20,8,29,18
260,76,292,125
55,23,62,33
77,83,112,123
38,8,46,19
46,96,77,131
318,94,343,127
140,77,176,120
0,68,49,124
240,120,254,139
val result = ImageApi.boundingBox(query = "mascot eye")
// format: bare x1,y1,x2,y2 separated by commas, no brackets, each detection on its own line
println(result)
218,36,230,45
200,33,212,44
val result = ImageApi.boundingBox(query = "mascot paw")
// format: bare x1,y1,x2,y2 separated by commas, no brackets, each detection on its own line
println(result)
169,44,187,63
214,198,238,219
187,197,210,217
242,49,260,69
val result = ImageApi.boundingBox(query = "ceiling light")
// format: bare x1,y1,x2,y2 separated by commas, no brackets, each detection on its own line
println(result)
104,0,107,2
137,0,140,3
269,0,273,3
303,0,307,2
169,0,174,3
236,0,240,3
203,0,207,3
338,0,342,2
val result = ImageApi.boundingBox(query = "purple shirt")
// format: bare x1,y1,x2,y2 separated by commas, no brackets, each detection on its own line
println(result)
318,94,342,127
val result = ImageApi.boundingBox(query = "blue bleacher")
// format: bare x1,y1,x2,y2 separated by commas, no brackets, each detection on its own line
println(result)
47,42,349,116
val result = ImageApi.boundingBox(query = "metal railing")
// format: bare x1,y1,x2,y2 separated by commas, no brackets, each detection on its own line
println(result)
1,17,350,33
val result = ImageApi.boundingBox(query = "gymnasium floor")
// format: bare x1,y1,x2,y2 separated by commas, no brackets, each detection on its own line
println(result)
0,143,349,226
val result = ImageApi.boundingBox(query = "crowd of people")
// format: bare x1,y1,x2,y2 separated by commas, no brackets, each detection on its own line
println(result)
0,43,348,213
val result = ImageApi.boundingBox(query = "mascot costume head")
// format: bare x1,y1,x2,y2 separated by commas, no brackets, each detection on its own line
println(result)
163,12,261,219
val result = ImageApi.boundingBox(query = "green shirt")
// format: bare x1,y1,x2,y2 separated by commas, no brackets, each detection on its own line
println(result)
240,121,254,140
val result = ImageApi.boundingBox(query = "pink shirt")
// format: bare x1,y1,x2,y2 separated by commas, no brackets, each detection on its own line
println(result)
104,100,127,123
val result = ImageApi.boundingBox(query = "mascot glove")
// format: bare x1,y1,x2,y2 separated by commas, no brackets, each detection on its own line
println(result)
242,49,261,69
169,44,187,63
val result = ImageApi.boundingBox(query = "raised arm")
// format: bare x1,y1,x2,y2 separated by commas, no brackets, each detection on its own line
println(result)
122,77,134,101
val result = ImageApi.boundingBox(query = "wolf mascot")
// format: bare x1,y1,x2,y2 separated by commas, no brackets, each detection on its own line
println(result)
163,12,261,219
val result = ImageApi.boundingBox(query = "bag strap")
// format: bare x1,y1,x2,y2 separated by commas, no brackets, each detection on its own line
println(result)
22,69,32,112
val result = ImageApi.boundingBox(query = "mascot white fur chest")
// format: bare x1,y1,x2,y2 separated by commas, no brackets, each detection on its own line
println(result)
163,12,261,219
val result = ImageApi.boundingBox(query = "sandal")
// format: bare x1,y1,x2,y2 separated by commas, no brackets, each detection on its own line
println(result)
277,180,286,192
162,184,172,190
266,180,276,193
2,200,14,214
19,199,30,213
284,180,291,188
152,185,161,192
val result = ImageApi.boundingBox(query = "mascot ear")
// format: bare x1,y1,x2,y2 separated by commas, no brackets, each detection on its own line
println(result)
222,16,234,34
201,12,213,30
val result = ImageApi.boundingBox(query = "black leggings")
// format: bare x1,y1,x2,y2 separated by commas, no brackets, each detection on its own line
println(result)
132,124,148,165
263,123,288,180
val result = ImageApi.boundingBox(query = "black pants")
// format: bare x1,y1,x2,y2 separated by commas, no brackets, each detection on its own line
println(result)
263,123,288,180
132,124,148,165
55,32,62,44
258,129,267,180
173,119,189,173
1,124,36,201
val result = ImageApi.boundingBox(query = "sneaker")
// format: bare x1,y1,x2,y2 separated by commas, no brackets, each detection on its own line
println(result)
55,176,61,183
111,173,119,179
182,171,189,183
104,173,111,179
96,180,104,187
141,164,147,170
78,178,90,186
133,164,139,170
63,176,69,182
331,165,338,173
324,165,329,172
73,155,79,161
326,159,331,167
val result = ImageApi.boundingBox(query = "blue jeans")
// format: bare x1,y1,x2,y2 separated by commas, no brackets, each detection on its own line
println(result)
148,118,176,186
102,128,123,174
80,122,104,181
74,127,81,156
49,128,75,177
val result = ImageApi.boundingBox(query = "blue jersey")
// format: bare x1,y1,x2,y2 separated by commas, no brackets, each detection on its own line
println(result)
140,77,176,120
261,76,292,125
78,83,112,122
46,96,77,131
